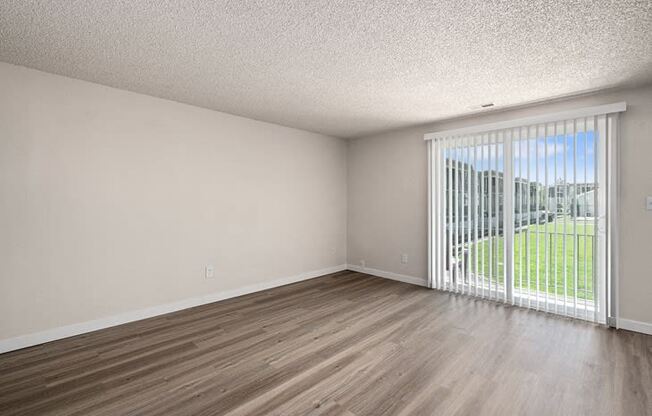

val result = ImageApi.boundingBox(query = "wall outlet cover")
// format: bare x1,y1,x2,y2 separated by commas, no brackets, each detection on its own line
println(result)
205,265,215,279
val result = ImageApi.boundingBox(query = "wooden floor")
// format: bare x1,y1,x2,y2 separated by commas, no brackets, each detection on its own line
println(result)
0,271,650,416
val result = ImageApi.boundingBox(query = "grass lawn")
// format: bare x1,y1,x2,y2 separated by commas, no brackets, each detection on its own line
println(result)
464,217,595,301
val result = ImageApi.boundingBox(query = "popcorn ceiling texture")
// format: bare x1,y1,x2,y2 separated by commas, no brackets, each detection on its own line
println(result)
1,0,650,138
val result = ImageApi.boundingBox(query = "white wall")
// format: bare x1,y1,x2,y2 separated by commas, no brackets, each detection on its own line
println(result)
348,84,652,326
0,63,347,342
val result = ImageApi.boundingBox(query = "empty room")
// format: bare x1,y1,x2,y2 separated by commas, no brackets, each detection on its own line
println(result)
1,1,651,415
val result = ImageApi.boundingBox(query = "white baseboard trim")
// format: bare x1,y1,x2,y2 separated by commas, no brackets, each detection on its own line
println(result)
618,318,652,335
346,264,427,287
0,264,347,354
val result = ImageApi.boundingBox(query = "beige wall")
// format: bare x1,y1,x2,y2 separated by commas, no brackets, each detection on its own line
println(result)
348,84,652,325
1,60,650,343
0,63,347,340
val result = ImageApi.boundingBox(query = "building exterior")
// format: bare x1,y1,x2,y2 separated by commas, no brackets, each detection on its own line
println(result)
574,189,596,217
548,179,596,214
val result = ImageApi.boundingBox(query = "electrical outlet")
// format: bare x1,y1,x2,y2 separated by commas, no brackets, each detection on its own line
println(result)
205,265,215,279
401,254,408,264
360,259,366,269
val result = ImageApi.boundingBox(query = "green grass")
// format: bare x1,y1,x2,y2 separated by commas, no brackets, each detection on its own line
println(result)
464,217,595,301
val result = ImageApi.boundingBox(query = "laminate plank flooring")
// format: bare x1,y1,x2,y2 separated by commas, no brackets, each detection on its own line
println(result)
0,271,650,415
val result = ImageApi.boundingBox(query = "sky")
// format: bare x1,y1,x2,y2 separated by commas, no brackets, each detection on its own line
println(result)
445,130,598,185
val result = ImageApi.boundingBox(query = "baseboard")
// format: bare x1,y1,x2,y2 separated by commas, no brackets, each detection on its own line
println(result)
347,264,427,287
0,264,347,354
618,318,652,335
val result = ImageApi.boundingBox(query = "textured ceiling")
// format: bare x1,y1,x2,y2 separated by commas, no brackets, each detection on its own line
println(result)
1,1,651,138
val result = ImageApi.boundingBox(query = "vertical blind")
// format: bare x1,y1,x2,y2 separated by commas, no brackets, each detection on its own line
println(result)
426,103,625,324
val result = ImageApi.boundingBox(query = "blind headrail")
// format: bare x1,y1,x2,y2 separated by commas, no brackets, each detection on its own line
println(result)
423,102,626,140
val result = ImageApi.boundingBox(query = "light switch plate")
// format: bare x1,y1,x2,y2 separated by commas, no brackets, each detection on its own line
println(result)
647,196,652,211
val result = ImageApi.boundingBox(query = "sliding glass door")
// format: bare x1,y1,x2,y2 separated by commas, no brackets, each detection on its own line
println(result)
441,134,506,299
427,104,625,324
511,122,599,319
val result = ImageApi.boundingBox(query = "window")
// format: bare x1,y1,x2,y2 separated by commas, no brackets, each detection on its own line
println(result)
426,103,625,324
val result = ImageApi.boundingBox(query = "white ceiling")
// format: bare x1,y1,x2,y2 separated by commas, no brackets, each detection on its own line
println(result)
1,1,651,138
